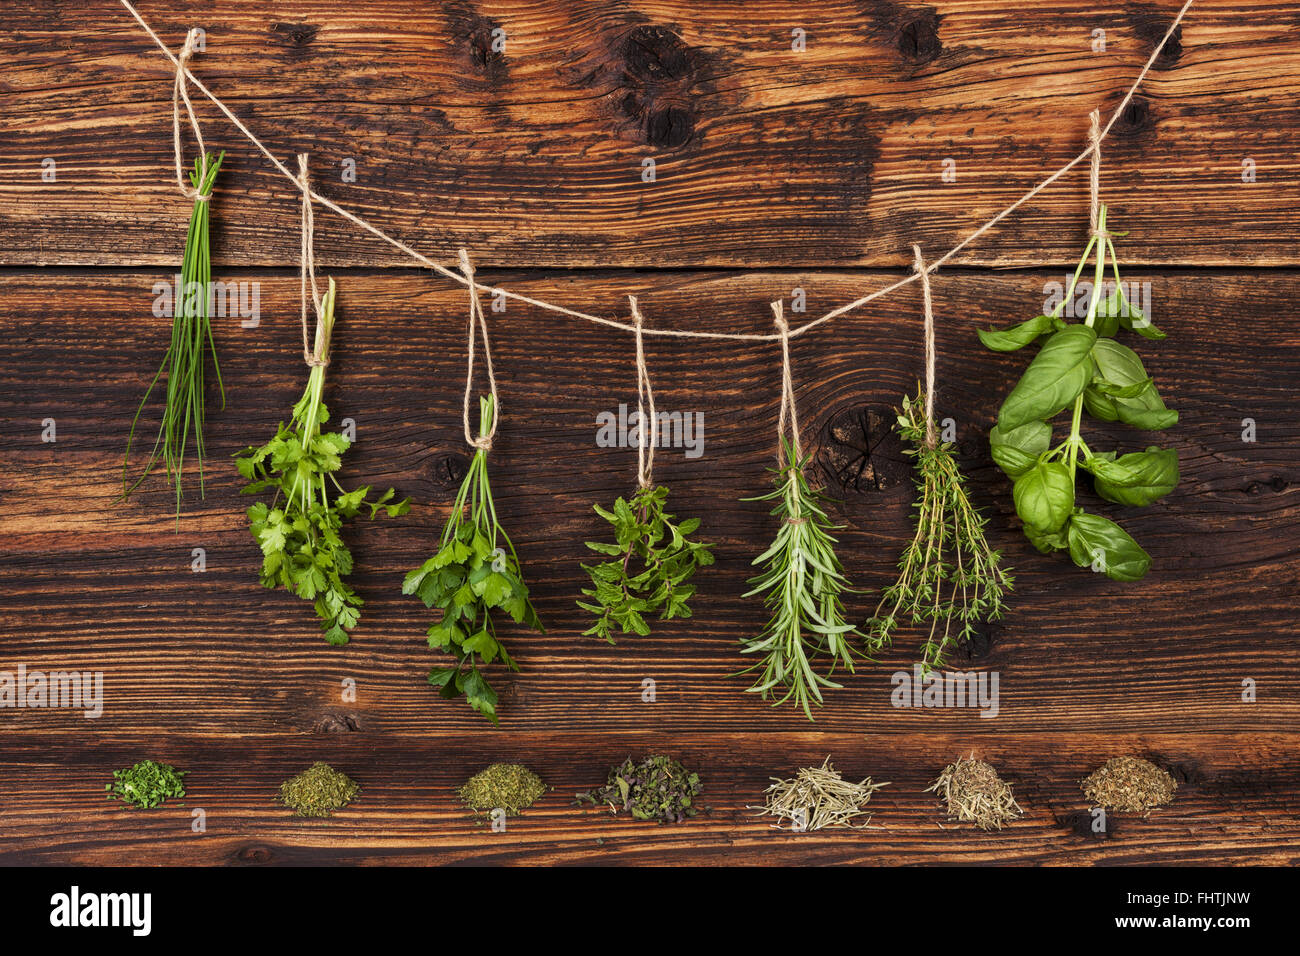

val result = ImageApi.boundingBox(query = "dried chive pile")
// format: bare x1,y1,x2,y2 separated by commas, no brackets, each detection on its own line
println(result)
278,762,359,818
106,760,188,810
576,755,704,824
754,757,886,830
459,763,547,817
1081,756,1177,813
927,756,1023,831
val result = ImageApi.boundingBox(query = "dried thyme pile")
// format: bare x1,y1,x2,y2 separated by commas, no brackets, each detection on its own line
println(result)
576,755,703,824
753,757,886,830
927,756,1023,831
106,760,188,810
278,762,359,818
459,763,547,817
1081,756,1177,813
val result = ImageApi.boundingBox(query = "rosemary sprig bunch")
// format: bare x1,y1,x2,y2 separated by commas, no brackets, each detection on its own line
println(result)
403,396,543,724
867,390,1012,673
123,151,226,517
740,438,861,720
235,279,409,644
578,484,713,643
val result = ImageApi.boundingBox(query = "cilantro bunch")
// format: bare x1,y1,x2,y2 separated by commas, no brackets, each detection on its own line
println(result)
979,206,1178,580
235,278,409,645
403,396,542,724
578,484,712,643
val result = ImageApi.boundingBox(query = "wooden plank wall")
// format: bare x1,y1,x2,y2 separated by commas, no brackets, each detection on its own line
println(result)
0,0,1297,865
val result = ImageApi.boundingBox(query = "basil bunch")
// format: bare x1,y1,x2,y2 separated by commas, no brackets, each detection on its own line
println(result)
981,206,1178,581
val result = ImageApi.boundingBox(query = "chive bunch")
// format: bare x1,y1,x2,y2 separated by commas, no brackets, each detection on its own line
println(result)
123,150,226,517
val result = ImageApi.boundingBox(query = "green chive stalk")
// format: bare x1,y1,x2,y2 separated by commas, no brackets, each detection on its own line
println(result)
123,150,226,518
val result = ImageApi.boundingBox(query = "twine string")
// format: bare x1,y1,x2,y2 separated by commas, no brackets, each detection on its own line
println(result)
912,244,938,448
122,0,1194,342
459,248,499,451
297,154,329,368
628,296,656,489
772,301,802,467
172,27,209,201
1089,108,1107,238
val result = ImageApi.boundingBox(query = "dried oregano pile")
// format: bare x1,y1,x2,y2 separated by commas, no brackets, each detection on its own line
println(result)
927,756,1023,831
459,763,547,817
106,760,188,810
279,763,359,818
753,757,886,830
1081,756,1177,813
576,755,704,824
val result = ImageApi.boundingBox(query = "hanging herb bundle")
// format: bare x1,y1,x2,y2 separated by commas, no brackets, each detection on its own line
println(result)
980,203,1178,581
578,300,712,642
740,304,860,720
235,277,409,645
122,150,226,516
869,250,1011,671
404,396,542,723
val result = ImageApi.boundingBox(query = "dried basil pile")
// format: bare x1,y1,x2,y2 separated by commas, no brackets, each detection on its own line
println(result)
576,755,704,824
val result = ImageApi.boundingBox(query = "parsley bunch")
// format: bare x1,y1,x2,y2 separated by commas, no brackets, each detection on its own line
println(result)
578,484,712,643
235,278,408,645
403,396,543,724
867,389,1012,672
740,439,861,720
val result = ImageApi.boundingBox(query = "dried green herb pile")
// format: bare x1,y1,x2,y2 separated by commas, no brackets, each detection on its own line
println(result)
459,763,547,817
576,755,703,824
106,759,188,810
278,762,359,817
754,757,885,830
1081,756,1177,813
927,756,1023,831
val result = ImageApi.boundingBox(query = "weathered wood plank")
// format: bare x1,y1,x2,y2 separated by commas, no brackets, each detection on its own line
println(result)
1,0,1295,268
0,732,1295,865
1,271,1295,738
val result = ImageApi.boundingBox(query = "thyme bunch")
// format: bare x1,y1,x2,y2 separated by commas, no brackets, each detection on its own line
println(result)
403,396,543,724
740,438,860,720
578,484,712,643
123,151,226,518
868,390,1012,672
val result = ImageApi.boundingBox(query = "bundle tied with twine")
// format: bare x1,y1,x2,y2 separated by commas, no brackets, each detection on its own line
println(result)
628,295,656,489
297,153,334,371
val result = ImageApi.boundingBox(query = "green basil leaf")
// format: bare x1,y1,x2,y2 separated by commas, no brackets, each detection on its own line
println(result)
989,419,1052,478
1067,511,1151,581
1083,384,1119,421
1084,447,1179,506
998,325,1097,432
978,314,1056,352
1024,524,1069,554
1091,338,1148,387
1012,460,1074,533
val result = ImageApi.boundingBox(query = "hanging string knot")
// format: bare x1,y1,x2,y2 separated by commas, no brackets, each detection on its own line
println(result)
1087,108,1108,239
629,295,656,489
912,244,939,449
460,248,499,452
296,153,330,369
772,300,803,467
172,27,210,202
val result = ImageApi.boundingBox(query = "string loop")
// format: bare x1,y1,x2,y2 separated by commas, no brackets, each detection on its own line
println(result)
912,244,938,448
298,154,329,369
172,27,209,202
460,248,499,451
629,296,656,489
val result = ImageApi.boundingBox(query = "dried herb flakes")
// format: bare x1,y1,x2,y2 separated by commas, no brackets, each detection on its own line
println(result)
576,755,703,824
460,763,547,817
1081,756,1177,814
279,762,359,818
927,756,1023,831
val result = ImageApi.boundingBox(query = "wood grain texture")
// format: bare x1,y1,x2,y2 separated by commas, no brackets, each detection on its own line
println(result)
2,0,1298,269
1,732,1296,865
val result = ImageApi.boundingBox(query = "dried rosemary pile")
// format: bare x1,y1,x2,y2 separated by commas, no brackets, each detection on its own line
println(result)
1081,756,1177,813
753,757,886,830
927,755,1023,830
459,763,547,817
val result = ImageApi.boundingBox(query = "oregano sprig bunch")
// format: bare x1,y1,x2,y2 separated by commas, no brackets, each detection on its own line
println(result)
980,204,1178,580
235,278,409,644
123,151,226,517
868,389,1012,672
578,484,713,642
740,437,861,720
403,396,543,724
